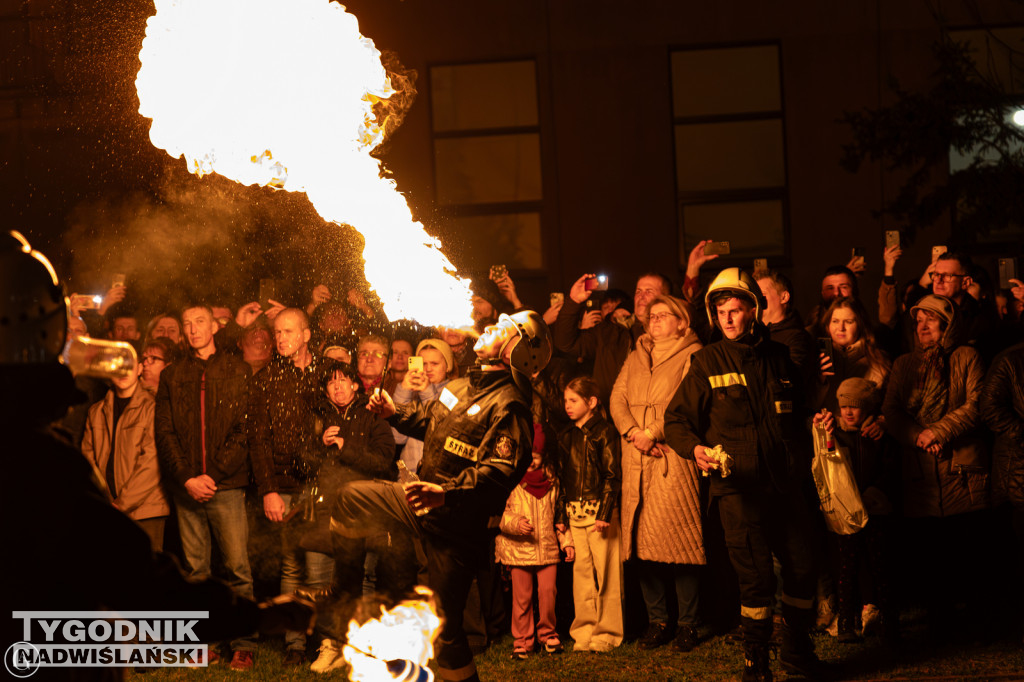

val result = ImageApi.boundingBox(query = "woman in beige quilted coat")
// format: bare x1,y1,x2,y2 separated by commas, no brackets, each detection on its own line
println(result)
610,294,704,652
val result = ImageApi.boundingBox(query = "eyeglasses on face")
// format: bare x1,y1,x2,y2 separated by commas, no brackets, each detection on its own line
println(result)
930,273,965,283
357,350,387,359
648,312,678,323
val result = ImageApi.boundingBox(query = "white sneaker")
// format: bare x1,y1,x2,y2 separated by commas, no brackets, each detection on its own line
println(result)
310,639,344,674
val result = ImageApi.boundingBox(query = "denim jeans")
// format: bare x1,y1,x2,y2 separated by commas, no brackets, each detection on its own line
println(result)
175,487,258,652
279,493,335,650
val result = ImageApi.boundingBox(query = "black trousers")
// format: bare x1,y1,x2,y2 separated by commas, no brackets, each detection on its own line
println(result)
836,516,893,632
331,479,483,681
718,490,818,637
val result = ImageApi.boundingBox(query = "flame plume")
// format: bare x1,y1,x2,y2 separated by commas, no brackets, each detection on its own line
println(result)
136,0,473,328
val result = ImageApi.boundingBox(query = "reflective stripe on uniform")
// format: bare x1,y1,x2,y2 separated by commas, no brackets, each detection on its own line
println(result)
780,593,814,610
438,660,478,681
740,605,772,620
709,372,747,389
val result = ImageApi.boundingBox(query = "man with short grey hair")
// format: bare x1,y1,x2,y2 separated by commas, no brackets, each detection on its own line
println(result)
249,307,332,666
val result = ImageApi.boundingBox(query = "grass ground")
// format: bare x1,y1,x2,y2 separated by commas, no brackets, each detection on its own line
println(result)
129,614,1024,681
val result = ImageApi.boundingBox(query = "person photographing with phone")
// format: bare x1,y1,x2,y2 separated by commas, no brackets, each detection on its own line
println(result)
328,311,552,682
553,271,672,405
392,338,456,475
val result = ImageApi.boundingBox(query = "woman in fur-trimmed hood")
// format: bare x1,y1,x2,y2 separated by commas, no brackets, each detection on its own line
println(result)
882,294,989,519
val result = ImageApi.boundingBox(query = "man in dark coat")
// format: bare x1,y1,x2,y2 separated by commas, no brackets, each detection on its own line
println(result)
553,272,670,405
155,304,257,670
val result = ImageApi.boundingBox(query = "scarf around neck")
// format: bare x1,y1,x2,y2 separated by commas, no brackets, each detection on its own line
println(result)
521,467,552,499
908,343,949,426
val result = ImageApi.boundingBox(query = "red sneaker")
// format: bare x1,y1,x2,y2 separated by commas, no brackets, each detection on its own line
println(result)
229,650,255,672
198,647,221,666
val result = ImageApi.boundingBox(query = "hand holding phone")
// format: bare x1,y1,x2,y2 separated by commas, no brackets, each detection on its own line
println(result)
704,241,731,256
931,245,948,263
408,356,423,372
584,275,608,291
259,279,278,310
999,258,1018,290
818,337,835,377
489,264,508,281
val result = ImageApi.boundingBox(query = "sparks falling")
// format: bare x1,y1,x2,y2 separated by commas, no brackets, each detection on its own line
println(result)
135,0,473,328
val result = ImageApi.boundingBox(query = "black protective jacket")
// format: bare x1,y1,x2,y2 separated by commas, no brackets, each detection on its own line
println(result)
155,349,250,491
248,353,327,497
389,366,534,539
556,414,622,524
982,342,1024,508
665,324,811,496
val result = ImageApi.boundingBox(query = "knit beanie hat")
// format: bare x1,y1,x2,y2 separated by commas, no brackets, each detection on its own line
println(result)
836,377,876,409
416,338,455,374
470,276,511,315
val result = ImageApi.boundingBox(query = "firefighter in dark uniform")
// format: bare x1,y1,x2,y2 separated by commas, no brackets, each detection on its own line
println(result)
0,231,313,680
665,268,828,682
329,310,552,682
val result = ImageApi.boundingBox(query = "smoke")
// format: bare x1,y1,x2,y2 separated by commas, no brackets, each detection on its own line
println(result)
61,163,368,318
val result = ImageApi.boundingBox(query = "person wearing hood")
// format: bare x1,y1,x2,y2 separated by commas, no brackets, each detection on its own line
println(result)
609,294,705,653
882,294,990,639
664,268,823,682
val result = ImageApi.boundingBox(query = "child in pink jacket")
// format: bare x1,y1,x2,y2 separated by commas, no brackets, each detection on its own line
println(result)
495,424,574,659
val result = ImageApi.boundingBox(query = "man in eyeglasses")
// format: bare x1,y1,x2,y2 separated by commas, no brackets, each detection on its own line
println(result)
926,253,1000,361
355,334,390,392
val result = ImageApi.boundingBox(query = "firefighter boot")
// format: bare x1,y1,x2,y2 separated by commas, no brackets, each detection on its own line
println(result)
740,615,774,682
780,603,830,680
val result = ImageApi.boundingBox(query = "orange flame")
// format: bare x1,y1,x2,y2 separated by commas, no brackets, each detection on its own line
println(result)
344,586,442,681
135,0,473,328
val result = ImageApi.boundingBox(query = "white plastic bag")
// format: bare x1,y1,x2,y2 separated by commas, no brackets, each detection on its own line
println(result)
811,424,868,535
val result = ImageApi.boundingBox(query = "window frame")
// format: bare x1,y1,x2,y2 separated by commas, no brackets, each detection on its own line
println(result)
427,57,548,274
669,41,791,268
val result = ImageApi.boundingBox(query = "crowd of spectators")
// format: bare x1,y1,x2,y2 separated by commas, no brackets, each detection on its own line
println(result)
59,238,1024,677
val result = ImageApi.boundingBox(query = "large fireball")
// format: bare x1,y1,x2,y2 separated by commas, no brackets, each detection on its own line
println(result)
136,0,473,327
